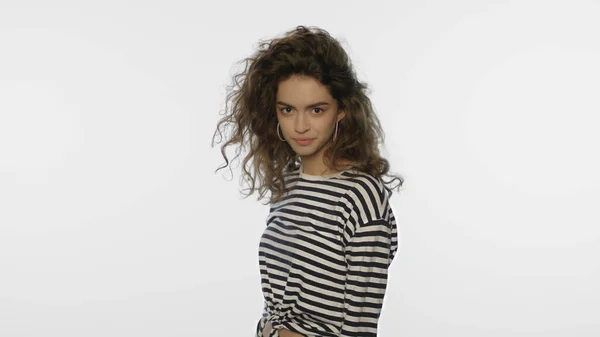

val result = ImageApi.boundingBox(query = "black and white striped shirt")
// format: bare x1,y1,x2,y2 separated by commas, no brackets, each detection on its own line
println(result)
256,163,399,337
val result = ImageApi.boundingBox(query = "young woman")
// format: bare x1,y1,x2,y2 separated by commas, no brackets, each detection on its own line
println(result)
212,26,404,337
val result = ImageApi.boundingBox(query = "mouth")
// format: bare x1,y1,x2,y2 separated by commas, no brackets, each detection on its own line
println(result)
294,138,314,145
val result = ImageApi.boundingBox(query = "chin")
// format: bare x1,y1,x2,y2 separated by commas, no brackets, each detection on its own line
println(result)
293,149,315,156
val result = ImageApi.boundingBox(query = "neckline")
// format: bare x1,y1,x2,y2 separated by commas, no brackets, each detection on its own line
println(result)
299,162,350,180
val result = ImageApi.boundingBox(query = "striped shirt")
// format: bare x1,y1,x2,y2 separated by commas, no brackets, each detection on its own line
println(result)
256,162,399,337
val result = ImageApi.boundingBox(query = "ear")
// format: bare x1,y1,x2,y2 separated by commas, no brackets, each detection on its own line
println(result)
337,110,346,122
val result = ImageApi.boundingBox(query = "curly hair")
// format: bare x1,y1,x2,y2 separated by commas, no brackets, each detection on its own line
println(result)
211,25,404,205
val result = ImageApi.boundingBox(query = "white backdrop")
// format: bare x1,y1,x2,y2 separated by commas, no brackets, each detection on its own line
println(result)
1,1,599,336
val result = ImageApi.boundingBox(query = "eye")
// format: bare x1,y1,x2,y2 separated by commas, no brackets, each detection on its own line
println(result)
279,107,325,114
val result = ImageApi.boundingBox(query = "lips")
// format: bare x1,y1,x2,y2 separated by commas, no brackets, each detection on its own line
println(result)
294,138,314,145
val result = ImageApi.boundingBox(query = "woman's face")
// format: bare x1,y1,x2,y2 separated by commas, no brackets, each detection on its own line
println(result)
275,75,345,163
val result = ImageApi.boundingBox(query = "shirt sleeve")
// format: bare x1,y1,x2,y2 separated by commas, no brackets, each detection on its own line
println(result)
340,218,394,337
337,177,398,337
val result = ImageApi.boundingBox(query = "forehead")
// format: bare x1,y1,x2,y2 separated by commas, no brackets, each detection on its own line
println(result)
276,75,332,101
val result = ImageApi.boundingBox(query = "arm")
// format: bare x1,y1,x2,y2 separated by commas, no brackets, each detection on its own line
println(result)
340,218,394,337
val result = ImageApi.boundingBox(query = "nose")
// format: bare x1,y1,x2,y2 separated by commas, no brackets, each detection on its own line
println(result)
294,113,310,133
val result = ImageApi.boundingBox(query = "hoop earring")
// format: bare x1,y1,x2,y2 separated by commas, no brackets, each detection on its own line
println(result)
333,120,339,141
277,122,286,141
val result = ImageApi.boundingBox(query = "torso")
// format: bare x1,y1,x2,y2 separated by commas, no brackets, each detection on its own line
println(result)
262,159,357,337
262,321,306,337
278,328,305,337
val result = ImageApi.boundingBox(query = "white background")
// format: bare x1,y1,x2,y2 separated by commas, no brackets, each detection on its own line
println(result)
1,0,599,336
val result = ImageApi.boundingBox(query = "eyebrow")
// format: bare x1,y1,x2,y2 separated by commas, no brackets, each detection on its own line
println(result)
276,101,330,109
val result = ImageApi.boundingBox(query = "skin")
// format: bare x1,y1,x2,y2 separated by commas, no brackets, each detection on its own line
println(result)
277,329,305,337
262,321,306,337
275,74,350,176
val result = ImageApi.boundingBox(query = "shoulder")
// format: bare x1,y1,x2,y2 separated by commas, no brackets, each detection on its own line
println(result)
338,171,390,224
337,171,395,248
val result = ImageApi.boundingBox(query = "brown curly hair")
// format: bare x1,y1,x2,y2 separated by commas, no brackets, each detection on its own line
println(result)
211,25,404,205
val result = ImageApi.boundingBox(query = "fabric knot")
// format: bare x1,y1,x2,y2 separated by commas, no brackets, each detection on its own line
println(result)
257,314,284,337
